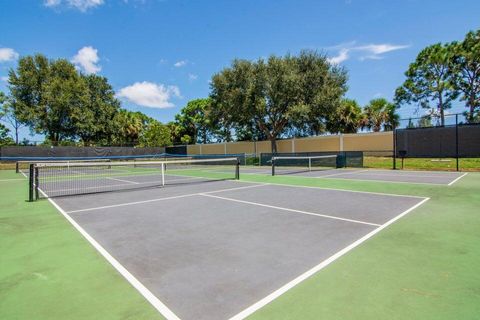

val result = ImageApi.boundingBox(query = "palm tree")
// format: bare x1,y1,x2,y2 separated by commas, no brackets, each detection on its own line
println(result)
327,99,363,133
363,98,399,132
112,110,146,145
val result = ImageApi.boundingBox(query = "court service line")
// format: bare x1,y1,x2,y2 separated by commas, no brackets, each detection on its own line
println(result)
352,171,462,179
314,169,370,178
0,178,27,182
235,180,428,199
66,183,269,214
106,177,140,184
200,193,381,227
42,192,181,320
315,175,447,186
229,196,430,320
448,172,468,186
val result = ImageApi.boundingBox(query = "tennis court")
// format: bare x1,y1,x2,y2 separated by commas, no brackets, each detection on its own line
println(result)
239,166,467,185
35,161,428,320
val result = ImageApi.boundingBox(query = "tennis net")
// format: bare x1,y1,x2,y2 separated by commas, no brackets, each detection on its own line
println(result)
271,155,338,176
29,157,240,201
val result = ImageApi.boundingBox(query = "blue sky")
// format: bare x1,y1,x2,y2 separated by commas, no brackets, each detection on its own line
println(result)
1,0,479,141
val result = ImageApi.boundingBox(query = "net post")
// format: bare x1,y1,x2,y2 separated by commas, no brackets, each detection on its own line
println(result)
455,114,459,171
271,157,275,176
235,158,240,180
161,162,165,186
16,162,20,174
393,125,397,170
35,165,39,200
28,164,34,202
308,157,311,171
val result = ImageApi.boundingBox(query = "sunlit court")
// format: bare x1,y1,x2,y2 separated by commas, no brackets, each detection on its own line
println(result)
1,1,479,320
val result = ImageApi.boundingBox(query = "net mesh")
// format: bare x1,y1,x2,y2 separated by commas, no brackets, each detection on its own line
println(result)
30,158,239,200
272,155,338,175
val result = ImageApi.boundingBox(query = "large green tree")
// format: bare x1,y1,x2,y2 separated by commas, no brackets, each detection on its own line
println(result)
0,94,14,146
74,74,121,145
362,98,399,132
139,120,172,147
174,98,214,144
210,50,347,152
0,92,5,120
326,98,363,134
395,43,459,126
111,109,152,146
0,123,14,146
451,30,480,122
0,93,24,144
8,54,89,145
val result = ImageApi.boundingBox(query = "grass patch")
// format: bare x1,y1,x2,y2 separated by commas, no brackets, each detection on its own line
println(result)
364,156,480,172
242,173,480,320
0,171,163,320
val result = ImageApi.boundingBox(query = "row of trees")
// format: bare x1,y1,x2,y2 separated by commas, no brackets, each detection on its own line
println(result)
395,30,480,125
0,51,399,150
175,51,398,152
173,96,398,144
1,29,478,150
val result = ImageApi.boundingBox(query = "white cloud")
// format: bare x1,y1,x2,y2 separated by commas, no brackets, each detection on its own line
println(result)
327,42,410,64
357,44,410,55
44,0,61,7
1,76,8,82
44,0,104,11
71,46,101,74
117,81,181,108
0,48,19,62
174,60,187,67
327,48,349,64
188,74,198,81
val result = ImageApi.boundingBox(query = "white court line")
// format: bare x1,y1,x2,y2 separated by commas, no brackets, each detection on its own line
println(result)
0,178,27,182
229,196,430,320
315,169,370,178
36,188,181,320
361,168,468,175
106,177,140,184
66,183,269,214
448,172,468,186
236,180,428,199
314,175,448,186
200,193,381,227
352,171,462,179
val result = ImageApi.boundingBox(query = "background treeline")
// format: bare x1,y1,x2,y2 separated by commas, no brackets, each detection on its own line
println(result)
0,29,478,151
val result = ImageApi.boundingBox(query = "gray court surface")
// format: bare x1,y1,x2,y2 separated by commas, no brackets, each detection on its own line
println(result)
51,179,426,320
242,166,466,185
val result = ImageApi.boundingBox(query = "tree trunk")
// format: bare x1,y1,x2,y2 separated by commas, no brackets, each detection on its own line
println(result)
438,94,445,126
270,138,277,154
50,132,59,146
468,94,476,122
